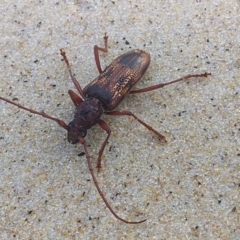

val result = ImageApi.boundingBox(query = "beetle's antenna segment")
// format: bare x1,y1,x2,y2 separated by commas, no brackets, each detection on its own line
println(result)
0,97,68,130
78,136,147,224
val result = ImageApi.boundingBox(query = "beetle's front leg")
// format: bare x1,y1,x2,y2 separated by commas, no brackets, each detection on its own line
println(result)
60,49,85,99
97,119,111,170
68,90,84,106
105,110,166,143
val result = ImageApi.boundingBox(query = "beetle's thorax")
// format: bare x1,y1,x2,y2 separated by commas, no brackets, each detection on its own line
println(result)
67,97,104,144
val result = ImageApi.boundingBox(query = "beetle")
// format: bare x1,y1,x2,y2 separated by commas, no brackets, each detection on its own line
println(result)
0,33,211,224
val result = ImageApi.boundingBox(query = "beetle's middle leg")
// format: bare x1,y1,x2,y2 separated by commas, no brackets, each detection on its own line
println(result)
129,72,211,94
97,119,111,170
105,110,166,143
78,134,145,224
94,33,108,74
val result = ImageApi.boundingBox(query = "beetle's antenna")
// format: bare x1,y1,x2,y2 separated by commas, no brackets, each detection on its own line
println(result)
78,136,146,224
0,97,68,130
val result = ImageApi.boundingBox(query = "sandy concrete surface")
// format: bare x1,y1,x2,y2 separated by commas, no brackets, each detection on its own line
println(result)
0,1,239,239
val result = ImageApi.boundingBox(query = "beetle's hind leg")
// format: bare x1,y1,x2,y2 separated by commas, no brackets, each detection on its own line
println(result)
105,110,166,143
130,72,211,94
94,33,108,74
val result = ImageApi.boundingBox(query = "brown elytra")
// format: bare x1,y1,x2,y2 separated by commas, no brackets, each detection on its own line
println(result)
0,33,211,224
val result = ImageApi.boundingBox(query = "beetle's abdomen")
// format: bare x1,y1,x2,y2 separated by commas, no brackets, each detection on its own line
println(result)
83,49,150,111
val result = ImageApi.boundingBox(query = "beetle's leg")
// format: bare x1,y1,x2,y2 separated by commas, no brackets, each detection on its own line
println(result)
68,90,84,107
105,110,166,143
97,119,111,170
78,135,146,224
0,97,68,130
60,49,85,100
130,72,211,94
94,33,108,74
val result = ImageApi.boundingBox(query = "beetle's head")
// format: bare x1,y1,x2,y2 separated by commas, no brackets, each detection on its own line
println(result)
67,121,87,144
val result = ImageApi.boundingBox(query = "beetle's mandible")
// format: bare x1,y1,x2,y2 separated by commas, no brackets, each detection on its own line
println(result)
0,33,211,224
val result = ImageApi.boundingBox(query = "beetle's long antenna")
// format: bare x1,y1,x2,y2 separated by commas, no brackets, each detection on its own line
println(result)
0,97,68,130
78,136,146,224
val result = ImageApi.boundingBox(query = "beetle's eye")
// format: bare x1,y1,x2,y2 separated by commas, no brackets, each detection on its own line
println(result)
79,129,87,138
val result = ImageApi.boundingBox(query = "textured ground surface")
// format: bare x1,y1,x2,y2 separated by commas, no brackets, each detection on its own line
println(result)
0,1,239,239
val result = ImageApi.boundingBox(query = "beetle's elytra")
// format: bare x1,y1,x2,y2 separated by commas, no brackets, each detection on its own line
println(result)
67,49,150,145
83,49,150,110
0,33,211,224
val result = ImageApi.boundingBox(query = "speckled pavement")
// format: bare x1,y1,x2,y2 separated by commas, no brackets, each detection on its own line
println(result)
0,1,239,239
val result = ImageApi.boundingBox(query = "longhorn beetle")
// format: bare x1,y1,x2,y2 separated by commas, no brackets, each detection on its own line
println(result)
0,33,211,224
